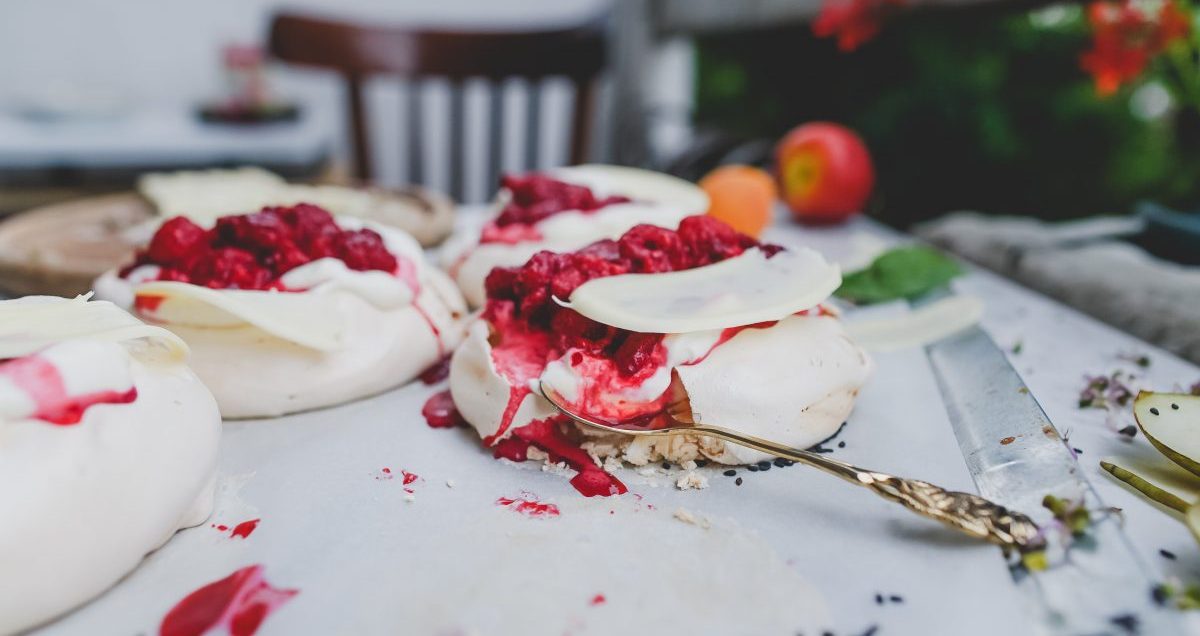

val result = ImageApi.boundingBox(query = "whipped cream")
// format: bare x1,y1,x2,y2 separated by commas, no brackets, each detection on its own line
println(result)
0,297,220,635
450,313,872,467
94,218,467,418
444,165,709,307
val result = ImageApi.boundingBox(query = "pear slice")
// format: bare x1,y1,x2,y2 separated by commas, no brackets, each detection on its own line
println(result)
551,164,710,215
563,247,841,334
134,281,347,352
1134,391,1200,478
0,295,187,361
1102,459,1200,545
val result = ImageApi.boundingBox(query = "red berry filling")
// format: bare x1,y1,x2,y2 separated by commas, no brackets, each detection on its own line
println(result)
121,204,398,290
483,215,776,376
479,173,631,244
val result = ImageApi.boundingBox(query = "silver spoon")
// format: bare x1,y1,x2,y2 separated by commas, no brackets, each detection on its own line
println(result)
540,380,1044,554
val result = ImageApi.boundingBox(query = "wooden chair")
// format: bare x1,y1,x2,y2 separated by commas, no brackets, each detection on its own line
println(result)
268,13,608,202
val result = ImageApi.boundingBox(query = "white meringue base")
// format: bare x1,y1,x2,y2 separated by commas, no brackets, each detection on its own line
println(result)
0,357,221,635
449,315,873,466
95,268,466,419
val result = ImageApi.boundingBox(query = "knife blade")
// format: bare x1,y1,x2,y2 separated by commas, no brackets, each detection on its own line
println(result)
925,323,1182,634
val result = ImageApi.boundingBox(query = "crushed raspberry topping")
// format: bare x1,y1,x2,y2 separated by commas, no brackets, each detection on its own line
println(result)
483,215,780,378
479,174,631,244
121,204,398,290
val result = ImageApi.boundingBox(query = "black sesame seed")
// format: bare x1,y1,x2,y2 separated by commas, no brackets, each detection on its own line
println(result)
735,477,743,486
773,457,792,468
1109,613,1138,634
1119,425,1138,437
874,593,884,605
695,459,709,467
1150,407,1160,416
838,441,846,448
747,465,759,472
1074,447,1084,455
661,462,671,470
1160,549,1177,560
1172,403,1180,410
1152,584,1171,605
860,626,879,636
723,469,737,477
757,460,772,471
889,595,904,603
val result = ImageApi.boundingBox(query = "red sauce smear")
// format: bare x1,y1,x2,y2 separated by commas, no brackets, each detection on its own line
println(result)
0,355,137,425
230,519,260,539
496,493,561,517
422,390,466,428
401,470,419,485
159,564,297,636
134,294,165,313
419,356,452,384
590,594,607,606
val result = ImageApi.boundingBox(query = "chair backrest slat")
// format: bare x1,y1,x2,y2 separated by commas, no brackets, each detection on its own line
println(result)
269,13,608,200
406,81,424,186
448,83,466,202
488,83,506,198
525,82,541,172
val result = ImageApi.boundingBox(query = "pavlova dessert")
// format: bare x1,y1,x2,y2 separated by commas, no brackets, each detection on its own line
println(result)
0,296,220,635
94,203,466,418
438,215,873,496
443,164,709,306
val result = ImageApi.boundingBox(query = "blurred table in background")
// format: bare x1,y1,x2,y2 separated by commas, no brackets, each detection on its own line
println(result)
0,103,334,215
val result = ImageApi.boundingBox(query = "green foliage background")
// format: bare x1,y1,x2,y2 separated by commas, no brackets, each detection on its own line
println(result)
694,5,1200,227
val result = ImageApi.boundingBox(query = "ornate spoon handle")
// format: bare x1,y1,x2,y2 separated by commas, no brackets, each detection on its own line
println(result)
692,424,1044,554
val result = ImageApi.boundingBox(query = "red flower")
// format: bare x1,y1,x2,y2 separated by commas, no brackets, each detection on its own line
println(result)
1080,0,1191,95
813,0,906,52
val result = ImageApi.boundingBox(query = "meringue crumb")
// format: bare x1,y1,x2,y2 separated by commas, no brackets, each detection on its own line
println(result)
445,479,455,488
637,467,658,477
403,493,416,503
682,459,698,471
673,507,711,529
675,471,709,491
525,447,549,462
602,456,623,473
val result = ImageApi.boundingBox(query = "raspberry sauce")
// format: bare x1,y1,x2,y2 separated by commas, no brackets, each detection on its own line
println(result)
158,565,297,636
0,354,137,425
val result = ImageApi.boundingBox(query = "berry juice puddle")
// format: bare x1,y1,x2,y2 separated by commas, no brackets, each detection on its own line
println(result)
427,215,794,497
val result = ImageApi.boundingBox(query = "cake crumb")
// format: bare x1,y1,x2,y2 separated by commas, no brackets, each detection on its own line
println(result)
682,459,698,471
525,447,549,462
673,507,711,529
602,456,624,473
445,479,456,488
675,471,709,491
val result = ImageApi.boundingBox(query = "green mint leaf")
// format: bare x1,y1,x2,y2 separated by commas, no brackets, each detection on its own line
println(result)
835,246,963,304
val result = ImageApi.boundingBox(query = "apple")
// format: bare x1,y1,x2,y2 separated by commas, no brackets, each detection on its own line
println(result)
775,122,875,225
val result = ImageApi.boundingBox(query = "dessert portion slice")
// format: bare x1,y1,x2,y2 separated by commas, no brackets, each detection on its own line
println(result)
441,216,873,496
94,203,466,418
0,296,220,634
443,164,709,307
